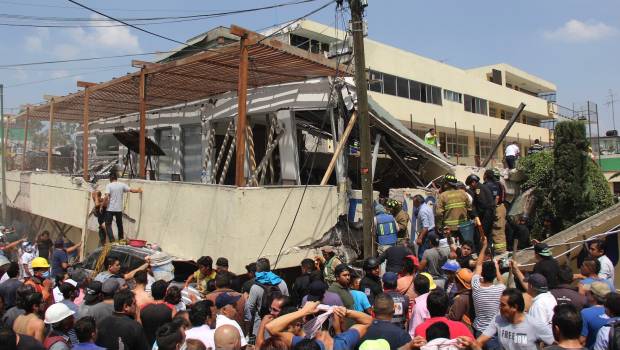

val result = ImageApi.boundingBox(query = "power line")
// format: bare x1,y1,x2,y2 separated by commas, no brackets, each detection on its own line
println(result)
66,0,186,45
257,0,336,44
0,1,319,22
4,66,126,88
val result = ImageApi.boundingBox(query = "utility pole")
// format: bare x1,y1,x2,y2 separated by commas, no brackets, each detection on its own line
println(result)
349,0,374,259
606,89,617,131
0,85,6,224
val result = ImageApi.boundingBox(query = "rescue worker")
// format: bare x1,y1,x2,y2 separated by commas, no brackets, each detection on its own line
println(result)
373,202,398,253
484,170,507,254
527,139,544,155
317,246,341,286
386,199,410,243
465,174,495,253
436,174,471,240
25,257,53,307
359,257,383,305
424,128,440,148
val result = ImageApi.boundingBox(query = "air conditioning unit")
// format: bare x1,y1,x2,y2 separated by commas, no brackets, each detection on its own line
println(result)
327,38,353,59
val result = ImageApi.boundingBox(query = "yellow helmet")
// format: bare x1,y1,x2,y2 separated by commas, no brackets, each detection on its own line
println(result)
31,257,50,269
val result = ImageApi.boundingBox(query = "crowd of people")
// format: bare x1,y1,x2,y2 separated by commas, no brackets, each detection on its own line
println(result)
0,166,616,350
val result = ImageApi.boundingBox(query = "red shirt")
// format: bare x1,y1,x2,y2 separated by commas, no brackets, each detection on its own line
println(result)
414,316,474,339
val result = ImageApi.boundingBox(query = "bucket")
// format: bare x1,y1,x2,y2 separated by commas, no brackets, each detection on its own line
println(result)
459,221,475,242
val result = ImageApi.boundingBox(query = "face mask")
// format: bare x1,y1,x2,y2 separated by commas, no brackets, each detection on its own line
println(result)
42,271,50,279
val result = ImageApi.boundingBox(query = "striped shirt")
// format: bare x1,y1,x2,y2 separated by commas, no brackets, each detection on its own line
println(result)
471,274,505,333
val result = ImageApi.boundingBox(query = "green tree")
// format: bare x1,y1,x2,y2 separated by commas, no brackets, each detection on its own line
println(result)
551,120,590,228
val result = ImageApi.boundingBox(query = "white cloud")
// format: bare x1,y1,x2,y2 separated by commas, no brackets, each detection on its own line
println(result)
13,68,28,82
67,15,141,52
52,44,80,60
24,28,50,52
544,19,618,42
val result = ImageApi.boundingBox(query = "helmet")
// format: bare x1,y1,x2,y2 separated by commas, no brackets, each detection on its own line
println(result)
443,174,458,186
0,254,9,267
363,257,380,270
385,199,400,209
465,174,480,186
44,303,75,324
31,257,50,269
492,168,501,180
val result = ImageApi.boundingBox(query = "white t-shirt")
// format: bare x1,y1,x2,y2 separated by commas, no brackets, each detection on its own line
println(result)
185,325,215,349
505,144,520,157
104,181,130,212
216,314,248,347
598,255,615,283
527,292,556,332
19,251,35,279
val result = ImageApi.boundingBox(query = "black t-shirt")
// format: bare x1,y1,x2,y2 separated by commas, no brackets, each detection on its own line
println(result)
359,276,383,305
0,278,23,308
242,277,255,294
17,334,45,350
96,313,149,350
360,319,412,349
37,239,52,259
379,245,413,273
550,285,587,311
533,258,561,289
140,303,173,346
457,255,474,269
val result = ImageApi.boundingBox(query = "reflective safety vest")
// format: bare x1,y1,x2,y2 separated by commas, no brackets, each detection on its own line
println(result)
375,213,398,246
438,190,469,230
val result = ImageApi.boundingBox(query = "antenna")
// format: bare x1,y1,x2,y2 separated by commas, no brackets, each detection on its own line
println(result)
605,89,618,131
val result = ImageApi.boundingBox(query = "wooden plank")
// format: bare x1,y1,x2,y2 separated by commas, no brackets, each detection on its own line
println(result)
47,98,54,172
235,29,250,187
320,112,357,185
139,68,146,179
82,88,90,180
22,108,29,171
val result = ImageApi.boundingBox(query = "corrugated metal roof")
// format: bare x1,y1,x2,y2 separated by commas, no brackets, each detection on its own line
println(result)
18,26,350,123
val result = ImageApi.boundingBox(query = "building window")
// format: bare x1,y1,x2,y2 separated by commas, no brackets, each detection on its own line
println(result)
445,134,468,157
397,77,409,98
290,34,310,51
464,94,488,115
443,89,462,103
475,137,493,159
181,125,202,182
410,81,421,101
489,107,497,117
431,86,442,105
369,70,383,93
383,74,397,96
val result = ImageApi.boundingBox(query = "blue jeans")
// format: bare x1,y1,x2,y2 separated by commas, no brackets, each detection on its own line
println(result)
417,228,434,259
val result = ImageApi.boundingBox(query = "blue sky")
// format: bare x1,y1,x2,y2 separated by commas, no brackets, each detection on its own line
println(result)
1,0,619,131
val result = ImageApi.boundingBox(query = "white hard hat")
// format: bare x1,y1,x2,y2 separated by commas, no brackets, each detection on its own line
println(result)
44,303,75,324
0,254,9,267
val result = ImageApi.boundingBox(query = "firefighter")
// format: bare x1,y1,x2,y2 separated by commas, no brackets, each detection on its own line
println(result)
465,174,496,253
484,169,507,253
386,199,410,242
436,174,471,241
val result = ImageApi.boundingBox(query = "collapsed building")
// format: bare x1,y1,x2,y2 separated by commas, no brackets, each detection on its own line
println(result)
5,26,452,272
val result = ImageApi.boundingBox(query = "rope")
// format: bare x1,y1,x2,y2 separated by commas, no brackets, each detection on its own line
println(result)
246,125,257,186
516,227,620,267
212,120,234,183
93,243,112,275
219,136,236,184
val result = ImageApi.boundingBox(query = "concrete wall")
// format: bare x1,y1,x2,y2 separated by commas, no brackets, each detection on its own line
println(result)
3,171,339,272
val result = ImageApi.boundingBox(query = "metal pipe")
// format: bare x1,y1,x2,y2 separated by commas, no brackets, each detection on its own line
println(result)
0,84,6,223
482,103,526,167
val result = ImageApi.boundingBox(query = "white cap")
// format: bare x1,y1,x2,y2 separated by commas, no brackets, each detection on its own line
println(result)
44,303,75,324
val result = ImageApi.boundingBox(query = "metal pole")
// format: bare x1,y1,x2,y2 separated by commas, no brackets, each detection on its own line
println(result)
595,103,602,166
454,122,459,164
350,0,374,259
482,103,526,167
234,32,249,187
138,68,147,179
22,108,29,171
47,98,55,172
0,84,6,223
82,90,89,180
410,113,413,130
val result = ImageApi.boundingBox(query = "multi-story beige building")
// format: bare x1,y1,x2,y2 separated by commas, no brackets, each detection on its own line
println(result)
266,20,558,166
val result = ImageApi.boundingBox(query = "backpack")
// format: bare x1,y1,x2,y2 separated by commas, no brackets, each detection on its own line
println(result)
609,319,620,350
255,282,282,318
43,335,68,349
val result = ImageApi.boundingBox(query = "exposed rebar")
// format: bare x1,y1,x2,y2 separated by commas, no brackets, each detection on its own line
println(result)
246,125,257,186
212,119,234,183
219,136,236,184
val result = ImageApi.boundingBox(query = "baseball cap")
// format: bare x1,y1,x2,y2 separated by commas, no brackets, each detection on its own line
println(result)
382,271,398,284
54,238,65,247
525,273,548,292
307,280,328,302
456,268,473,290
215,292,241,309
216,257,229,268
587,281,611,300
420,272,437,290
441,260,460,272
404,255,419,267
534,243,552,257
84,281,102,303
